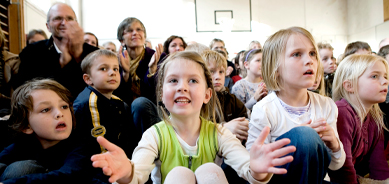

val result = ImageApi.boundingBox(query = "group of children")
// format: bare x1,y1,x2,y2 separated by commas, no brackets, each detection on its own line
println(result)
1,26,389,184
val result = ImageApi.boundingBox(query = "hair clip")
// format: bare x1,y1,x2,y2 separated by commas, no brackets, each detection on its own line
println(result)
158,101,165,107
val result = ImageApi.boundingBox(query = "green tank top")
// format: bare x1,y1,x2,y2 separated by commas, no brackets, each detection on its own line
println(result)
153,117,219,183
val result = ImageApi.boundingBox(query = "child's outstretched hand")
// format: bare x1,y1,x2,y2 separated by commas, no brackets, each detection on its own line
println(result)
91,136,133,184
249,127,296,181
223,117,249,141
302,119,340,152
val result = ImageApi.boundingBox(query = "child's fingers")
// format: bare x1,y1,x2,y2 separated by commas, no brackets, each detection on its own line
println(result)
238,125,249,132
236,129,248,137
267,167,288,175
92,159,108,169
253,126,270,146
267,138,291,150
91,153,105,162
102,166,113,176
235,134,247,141
271,146,296,159
271,155,294,167
97,136,121,153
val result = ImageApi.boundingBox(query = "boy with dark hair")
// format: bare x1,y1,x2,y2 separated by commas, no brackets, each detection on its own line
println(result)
0,79,94,183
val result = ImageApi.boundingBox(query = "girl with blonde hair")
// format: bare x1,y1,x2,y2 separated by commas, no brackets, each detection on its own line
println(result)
90,51,295,184
328,54,389,183
247,27,346,183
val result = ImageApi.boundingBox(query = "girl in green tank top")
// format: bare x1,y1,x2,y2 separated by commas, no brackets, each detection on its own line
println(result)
91,51,296,184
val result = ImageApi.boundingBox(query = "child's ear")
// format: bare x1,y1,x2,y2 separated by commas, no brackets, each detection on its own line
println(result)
244,61,249,69
22,125,34,134
83,74,93,86
343,80,354,93
203,88,212,104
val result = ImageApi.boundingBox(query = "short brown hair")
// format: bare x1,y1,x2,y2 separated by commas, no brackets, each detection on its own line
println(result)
81,49,118,75
10,79,75,133
209,38,225,49
342,41,371,60
84,32,99,47
117,17,146,42
378,45,389,58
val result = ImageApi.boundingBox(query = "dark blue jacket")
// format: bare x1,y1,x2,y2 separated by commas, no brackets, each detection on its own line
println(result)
73,86,141,156
0,135,96,184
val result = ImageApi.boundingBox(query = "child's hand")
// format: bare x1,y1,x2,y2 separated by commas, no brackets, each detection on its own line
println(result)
226,66,234,76
223,117,249,141
249,127,296,181
303,119,340,152
91,136,133,183
254,82,267,101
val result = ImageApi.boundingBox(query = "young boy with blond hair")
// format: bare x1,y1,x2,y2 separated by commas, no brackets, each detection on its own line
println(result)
202,50,248,184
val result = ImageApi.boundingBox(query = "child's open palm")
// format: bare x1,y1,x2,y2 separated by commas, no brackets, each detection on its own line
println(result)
249,127,296,180
91,136,133,184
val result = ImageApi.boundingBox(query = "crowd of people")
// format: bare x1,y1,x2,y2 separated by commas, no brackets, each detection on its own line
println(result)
0,2,389,184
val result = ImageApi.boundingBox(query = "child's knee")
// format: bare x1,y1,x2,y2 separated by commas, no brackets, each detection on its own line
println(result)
164,166,195,184
1,160,45,180
195,163,228,184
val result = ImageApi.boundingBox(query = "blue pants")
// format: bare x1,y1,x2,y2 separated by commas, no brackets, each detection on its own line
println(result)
0,160,46,181
269,126,332,184
131,97,161,134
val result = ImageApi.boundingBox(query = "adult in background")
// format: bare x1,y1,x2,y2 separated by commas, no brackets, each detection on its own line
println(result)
116,17,162,134
17,3,98,99
84,32,99,48
102,41,116,53
26,29,48,45
209,38,237,78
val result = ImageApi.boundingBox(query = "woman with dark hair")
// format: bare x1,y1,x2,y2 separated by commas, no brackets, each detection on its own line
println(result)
163,35,187,54
116,17,163,135
83,32,99,47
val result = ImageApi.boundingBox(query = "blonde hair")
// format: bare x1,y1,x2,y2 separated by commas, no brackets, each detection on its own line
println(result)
332,54,388,132
317,42,334,51
81,49,117,75
156,51,223,127
185,43,210,55
262,27,322,91
202,50,227,70
209,38,225,49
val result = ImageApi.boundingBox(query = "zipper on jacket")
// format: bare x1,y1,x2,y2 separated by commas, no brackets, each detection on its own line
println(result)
188,156,192,169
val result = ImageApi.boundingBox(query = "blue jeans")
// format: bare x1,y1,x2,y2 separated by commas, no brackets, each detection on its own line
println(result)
131,97,161,134
269,126,332,184
0,160,46,181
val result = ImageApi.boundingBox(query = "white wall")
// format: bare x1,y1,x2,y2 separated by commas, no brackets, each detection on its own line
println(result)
24,0,51,38
347,0,384,52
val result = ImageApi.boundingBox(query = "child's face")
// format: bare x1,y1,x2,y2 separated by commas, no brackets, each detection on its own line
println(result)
357,61,388,108
208,61,226,92
244,53,263,78
26,89,72,149
104,44,116,53
211,42,226,52
319,48,335,74
250,43,261,50
168,38,185,54
279,34,318,90
84,56,121,98
162,59,212,118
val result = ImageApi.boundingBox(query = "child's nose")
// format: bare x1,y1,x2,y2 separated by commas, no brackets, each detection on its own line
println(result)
177,82,188,92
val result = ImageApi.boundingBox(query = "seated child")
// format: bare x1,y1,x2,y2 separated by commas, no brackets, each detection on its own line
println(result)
317,42,336,97
342,41,372,59
0,79,94,183
90,51,296,184
329,54,389,183
73,50,141,181
247,27,346,183
308,65,325,96
202,50,249,183
231,49,268,115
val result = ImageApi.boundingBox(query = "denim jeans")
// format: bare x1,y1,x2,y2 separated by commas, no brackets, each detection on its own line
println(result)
269,126,332,184
0,160,46,181
131,97,161,134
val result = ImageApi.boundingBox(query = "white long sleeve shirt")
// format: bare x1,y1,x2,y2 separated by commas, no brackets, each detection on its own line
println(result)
246,91,346,171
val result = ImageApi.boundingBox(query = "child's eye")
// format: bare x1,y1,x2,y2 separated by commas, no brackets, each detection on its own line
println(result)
309,51,317,57
292,52,301,57
372,75,378,79
62,105,69,109
169,79,178,83
189,79,198,83
210,70,215,74
100,68,106,71
41,108,50,113
220,70,225,74
114,68,119,72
